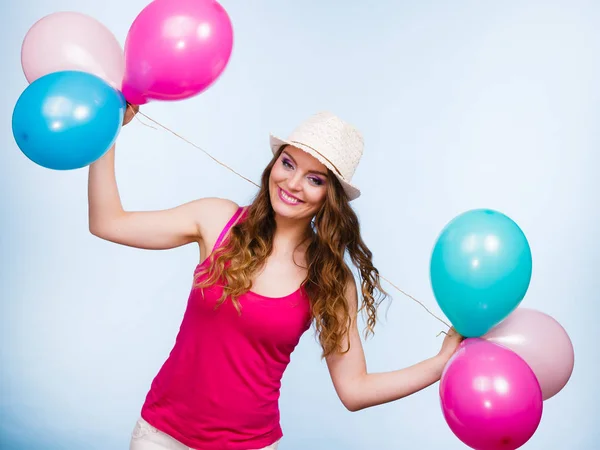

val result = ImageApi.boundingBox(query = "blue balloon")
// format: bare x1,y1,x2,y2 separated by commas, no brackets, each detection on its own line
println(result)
12,70,127,170
430,209,532,337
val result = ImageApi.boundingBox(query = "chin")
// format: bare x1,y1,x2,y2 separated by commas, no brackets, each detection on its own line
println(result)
271,194,300,217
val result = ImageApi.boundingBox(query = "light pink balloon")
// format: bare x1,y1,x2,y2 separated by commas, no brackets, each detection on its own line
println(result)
122,0,234,104
484,307,574,400
440,339,543,450
21,12,124,89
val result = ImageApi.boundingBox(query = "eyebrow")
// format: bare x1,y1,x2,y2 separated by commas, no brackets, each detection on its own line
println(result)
282,151,329,177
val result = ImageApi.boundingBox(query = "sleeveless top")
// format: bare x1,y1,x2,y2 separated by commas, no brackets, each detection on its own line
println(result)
140,206,312,449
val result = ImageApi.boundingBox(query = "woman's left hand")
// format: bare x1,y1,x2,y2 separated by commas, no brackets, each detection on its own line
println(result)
436,327,464,365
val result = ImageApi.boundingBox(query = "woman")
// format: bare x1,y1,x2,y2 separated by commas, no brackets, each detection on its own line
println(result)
89,108,462,450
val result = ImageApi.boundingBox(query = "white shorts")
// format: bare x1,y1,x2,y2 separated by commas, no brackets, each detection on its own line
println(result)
129,417,280,450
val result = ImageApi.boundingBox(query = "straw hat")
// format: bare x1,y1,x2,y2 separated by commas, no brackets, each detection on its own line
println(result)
269,111,363,201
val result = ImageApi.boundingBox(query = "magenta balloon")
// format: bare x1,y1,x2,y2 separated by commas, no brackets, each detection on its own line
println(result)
21,12,124,89
440,339,543,450
484,307,574,400
122,0,234,104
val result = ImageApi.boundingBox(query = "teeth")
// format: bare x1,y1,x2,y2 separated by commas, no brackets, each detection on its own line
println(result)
281,189,300,203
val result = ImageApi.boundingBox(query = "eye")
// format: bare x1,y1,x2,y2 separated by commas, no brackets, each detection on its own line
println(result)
308,176,324,186
282,158,294,169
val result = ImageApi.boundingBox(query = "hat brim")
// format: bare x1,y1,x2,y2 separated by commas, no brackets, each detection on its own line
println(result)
269,134,361,201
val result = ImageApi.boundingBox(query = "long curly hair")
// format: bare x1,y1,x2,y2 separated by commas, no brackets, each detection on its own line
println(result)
194,146,388,358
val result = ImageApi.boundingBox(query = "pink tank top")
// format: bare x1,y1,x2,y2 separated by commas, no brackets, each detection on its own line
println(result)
140,207,312,449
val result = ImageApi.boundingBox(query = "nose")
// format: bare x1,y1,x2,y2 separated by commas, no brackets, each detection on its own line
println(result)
287,172,303,192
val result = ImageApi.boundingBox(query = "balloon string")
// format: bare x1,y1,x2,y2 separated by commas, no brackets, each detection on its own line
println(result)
379,274,452,328
136,111,260,188
133,109,451,330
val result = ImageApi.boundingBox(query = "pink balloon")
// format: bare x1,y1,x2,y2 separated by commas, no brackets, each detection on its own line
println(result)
122,0,234,104
440,339,543,450
21,12,124,90
484,307,574,400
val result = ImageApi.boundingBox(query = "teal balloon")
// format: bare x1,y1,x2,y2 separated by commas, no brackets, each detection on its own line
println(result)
12,70,127,170
430,209,532,337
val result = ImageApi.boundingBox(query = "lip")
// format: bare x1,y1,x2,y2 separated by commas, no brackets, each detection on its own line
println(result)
278,187,304,206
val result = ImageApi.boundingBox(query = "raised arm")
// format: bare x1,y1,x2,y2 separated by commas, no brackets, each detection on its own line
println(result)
88,105,238,250
325,279,463,412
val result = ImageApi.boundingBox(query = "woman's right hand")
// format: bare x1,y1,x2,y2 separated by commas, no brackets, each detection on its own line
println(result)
123,104,140,126
436,327,464,366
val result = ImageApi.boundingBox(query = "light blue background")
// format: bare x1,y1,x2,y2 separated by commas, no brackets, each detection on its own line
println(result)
2,1,598,449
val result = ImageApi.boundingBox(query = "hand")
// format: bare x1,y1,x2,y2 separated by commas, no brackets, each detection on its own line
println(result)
436,327,464,365
123,103,139,126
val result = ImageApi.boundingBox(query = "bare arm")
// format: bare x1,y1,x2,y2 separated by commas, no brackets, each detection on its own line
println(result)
88,106,238,250
326,279,463,412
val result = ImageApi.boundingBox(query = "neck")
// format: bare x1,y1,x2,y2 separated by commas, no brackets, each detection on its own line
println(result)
273,213,312,254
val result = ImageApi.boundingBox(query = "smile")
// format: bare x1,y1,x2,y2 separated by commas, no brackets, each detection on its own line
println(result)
278,187,303,205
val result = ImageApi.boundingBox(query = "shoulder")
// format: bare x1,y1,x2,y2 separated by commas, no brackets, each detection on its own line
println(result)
192,197,239,213
192,197,240,241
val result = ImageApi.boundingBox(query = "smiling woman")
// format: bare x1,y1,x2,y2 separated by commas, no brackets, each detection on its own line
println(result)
87,109,462,450
270,146,329,214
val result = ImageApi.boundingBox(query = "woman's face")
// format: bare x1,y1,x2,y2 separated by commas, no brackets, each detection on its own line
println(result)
269,145,329,221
